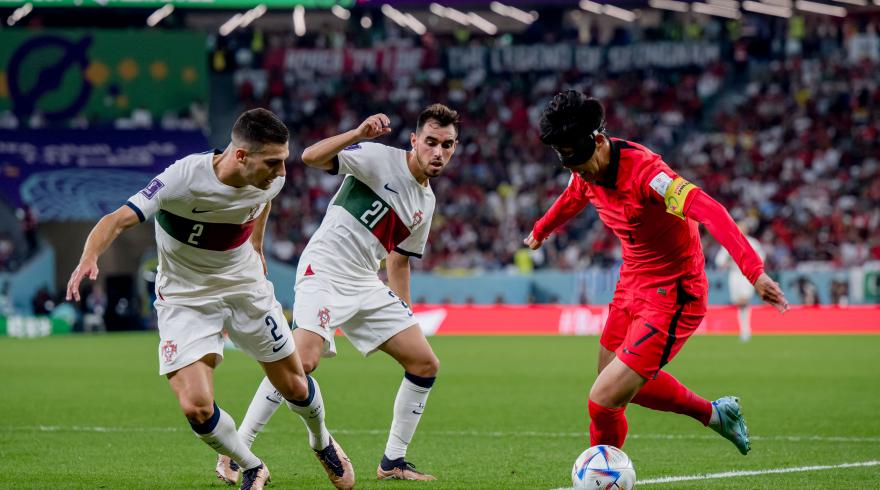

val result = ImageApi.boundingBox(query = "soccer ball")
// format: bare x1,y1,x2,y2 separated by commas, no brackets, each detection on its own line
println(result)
571,445,636,489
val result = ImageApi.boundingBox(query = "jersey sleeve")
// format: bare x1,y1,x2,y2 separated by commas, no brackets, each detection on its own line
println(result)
333,142,385,182
638,160,699,220
683,189,764,284
532,174,591,242
125,163,184,222
394,206,433,259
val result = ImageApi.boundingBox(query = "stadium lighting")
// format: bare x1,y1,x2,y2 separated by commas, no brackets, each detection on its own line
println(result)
467,12,499,34
293,5,306,37
579,1,637,22
489,1,539,24
795,0,848,14
707,0,741,7
649,0,690,12
6,2,32,26
239,4,266,28
429,3,471,26
146,4,174,27
579,0,604,14
692,2,742,17
219,13,244,36
603,4,637,21
761,0,792,7
381,5,427,35
331,5,350,20
360,15,372,28
742,0,792,16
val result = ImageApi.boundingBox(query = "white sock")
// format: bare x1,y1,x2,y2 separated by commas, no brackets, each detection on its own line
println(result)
238,376,284,448
285,375,331,450
738,306,751,342
709,404,720,427
384,374,434,460
191,403,262,470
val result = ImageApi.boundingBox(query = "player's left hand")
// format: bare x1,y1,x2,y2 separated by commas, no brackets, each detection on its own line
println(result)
523,231,545,250
754,272,789,313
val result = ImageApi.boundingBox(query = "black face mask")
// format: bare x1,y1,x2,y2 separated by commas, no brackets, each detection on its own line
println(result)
550,125,605,168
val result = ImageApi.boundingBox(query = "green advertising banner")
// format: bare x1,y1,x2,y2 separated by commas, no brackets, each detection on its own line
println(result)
0,315,73,338
0,29,207,123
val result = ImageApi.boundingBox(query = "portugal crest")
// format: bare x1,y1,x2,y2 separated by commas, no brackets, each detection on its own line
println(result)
317,308,331,330
411,210,424,229
162,340,177,364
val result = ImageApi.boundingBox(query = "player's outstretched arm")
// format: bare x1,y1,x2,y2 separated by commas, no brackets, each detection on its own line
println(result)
301,113,392,170
753,272,790,313
66,205,140,302
526,174,591,249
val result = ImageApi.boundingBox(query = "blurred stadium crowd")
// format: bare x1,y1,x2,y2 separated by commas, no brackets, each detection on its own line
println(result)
2,10,879,278
216,16,880,273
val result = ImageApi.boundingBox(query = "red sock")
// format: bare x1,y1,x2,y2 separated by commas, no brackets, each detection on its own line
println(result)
588,400,628,448
631,371,712,426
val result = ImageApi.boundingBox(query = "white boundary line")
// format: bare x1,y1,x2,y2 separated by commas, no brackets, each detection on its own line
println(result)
637,460,880,485
7,426,880,444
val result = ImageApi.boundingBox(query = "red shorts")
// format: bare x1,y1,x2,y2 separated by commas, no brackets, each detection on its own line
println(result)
600,284,707,380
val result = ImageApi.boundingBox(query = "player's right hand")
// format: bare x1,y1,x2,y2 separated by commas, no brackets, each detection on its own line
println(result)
66,260,99,302
523,231,545,250
356,113,392,140
754,272,789,313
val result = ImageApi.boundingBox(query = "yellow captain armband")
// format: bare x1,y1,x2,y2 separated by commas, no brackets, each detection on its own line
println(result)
664,177,697,219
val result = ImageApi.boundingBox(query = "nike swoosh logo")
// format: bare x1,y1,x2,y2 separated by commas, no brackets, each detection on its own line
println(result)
384,183,399,194
272,339,289,353
412,410,424,415
622,347,641,357
265,396,281,404
191,208,214,213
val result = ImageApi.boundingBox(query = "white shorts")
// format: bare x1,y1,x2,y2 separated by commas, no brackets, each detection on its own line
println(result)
729,275,755,305
292,275,416,357
155,276,294,375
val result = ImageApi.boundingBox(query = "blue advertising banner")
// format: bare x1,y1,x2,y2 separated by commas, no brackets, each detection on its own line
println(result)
0,129,210,220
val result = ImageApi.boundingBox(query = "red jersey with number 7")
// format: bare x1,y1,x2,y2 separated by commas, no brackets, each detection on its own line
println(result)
532,138,763,300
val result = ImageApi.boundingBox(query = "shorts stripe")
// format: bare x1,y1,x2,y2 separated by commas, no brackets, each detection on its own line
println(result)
657,303,684,372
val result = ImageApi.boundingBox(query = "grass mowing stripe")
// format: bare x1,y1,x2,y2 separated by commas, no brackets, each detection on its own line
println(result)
12,426,880,443
637,460,880,485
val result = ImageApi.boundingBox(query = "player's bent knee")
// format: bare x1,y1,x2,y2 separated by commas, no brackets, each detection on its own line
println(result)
409,355,439,377
274,374,310,402
181,399,214,424
300,356,320,375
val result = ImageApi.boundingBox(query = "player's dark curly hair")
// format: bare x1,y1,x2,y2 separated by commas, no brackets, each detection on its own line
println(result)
539,91,605,146
417,104,461,138
232,108,289,148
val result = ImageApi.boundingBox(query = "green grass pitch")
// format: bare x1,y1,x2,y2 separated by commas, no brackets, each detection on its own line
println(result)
1,333,878,488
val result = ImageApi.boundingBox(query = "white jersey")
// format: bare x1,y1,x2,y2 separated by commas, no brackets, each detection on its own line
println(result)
298,142,435,284
126,150,284,296
715,235,766,299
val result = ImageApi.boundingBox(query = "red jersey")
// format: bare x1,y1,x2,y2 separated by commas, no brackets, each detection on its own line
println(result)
533,138,763,299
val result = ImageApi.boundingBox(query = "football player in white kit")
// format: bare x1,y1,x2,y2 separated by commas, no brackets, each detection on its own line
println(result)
217,104,459,483
715,221,767,342
66,109,353,490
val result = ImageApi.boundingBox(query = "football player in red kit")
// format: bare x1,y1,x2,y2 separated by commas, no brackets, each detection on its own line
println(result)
524,91,789,455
